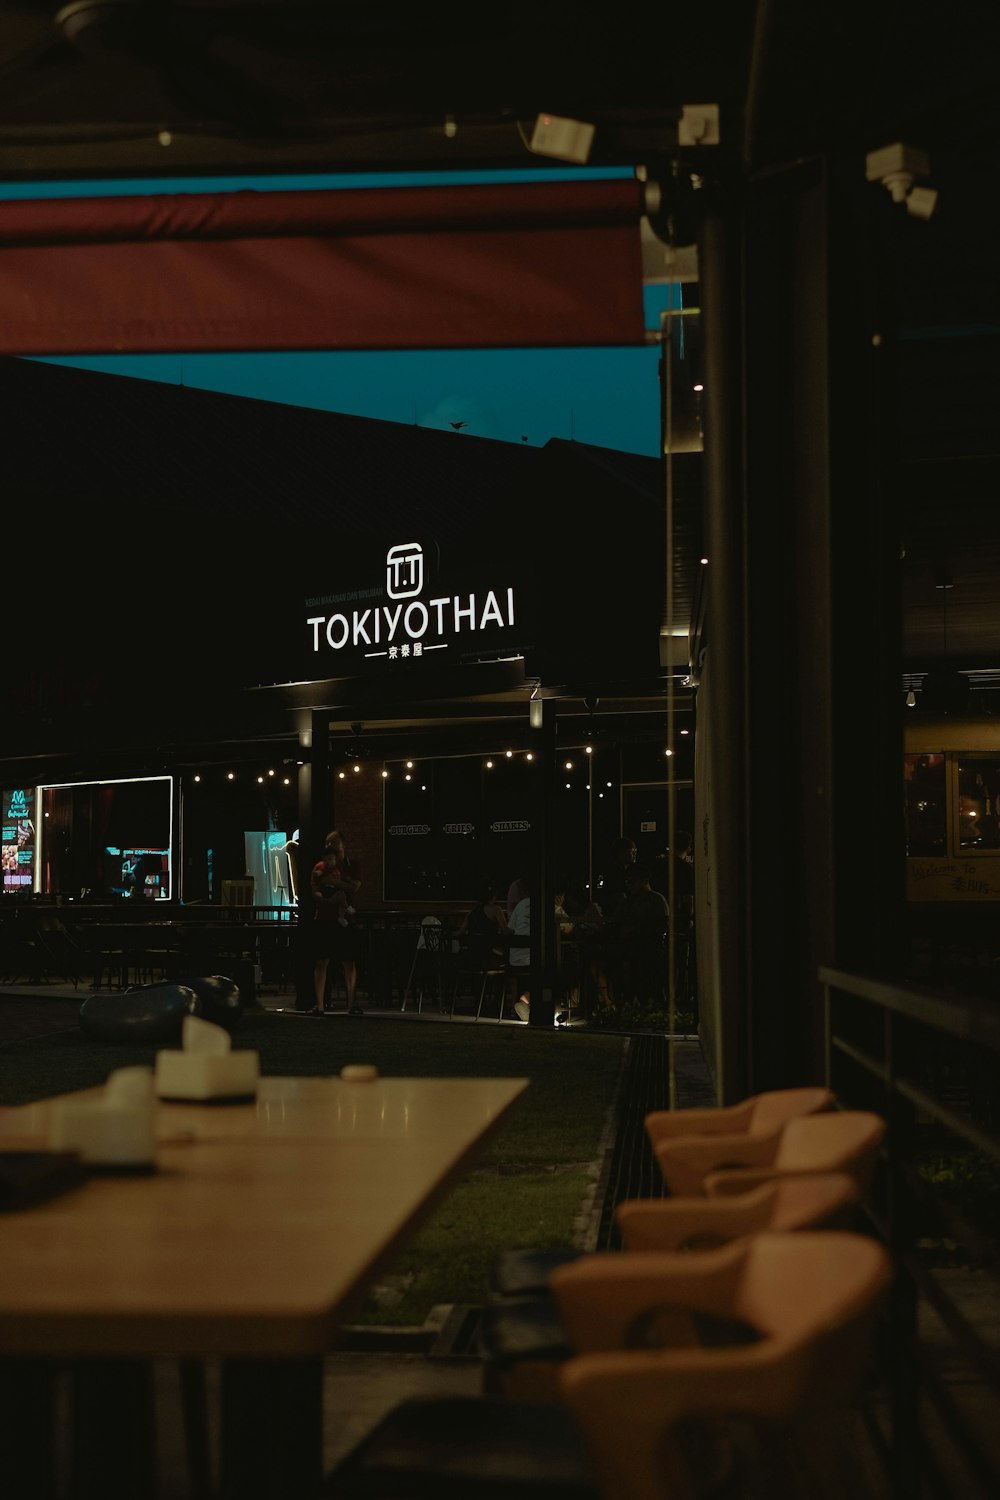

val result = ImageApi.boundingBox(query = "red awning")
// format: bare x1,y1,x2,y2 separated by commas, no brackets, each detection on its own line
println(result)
0,179,647,354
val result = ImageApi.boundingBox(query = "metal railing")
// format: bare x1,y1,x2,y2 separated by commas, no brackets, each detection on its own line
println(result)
820,965,1000,1499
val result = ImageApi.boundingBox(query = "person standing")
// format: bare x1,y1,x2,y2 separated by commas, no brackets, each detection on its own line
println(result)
309,829,363,1015
595,835,637,917
610,864,670,1006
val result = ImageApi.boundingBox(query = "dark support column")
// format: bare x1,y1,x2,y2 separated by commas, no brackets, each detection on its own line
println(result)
219,1357,324,1500
294,710,333,1011
69,1360,157,1500
698,198,750,1100
0,1360,58,1499
528,698,556,1028
742,156,903,1088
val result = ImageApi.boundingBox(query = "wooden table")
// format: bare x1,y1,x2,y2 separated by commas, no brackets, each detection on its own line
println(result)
0,1075,529,1498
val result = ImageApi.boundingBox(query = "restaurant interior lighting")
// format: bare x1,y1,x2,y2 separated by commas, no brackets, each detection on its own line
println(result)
529,696,544,729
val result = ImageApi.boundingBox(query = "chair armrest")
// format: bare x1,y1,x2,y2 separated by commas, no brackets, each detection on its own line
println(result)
645,1098,755,1142
549,1248,743,1352
615,1187,776,1251
654,1130,781,1197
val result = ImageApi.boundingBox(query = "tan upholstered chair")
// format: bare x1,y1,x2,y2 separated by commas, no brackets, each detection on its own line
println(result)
615,1169,859,1251
323,1231,892,1500
489,1087,840,1301
645,1085,835,1150
555,1230,893,1500
485,1172,863,1404
654,1109,887,1198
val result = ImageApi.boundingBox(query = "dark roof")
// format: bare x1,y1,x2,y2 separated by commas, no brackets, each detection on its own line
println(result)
3,354,540,535
0,354,678,780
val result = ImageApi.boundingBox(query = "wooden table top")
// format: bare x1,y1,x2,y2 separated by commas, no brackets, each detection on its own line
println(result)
0,1075,529,1359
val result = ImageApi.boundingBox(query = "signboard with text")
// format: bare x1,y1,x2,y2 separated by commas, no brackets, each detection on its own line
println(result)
906,856,1000,901
303,537,532,678
2,787,36,893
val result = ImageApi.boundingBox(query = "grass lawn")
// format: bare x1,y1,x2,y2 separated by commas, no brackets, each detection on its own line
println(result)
0,1010,629,1326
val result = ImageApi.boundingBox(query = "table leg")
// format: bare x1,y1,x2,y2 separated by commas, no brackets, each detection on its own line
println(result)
219,1357,324,1500
69,1359,156,1500
0,1360,58,1499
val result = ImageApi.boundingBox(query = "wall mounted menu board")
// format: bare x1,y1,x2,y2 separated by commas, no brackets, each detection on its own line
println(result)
1,787,36,893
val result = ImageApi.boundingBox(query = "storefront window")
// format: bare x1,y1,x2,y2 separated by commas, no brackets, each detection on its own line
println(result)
957,756,1000,850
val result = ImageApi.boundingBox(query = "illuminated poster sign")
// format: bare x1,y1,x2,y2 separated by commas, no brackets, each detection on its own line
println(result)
303,538,529,676
2,787,36,892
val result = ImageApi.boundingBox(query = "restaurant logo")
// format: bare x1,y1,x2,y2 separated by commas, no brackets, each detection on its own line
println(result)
6,789,28,818
386,542,423,600
305,541,518,667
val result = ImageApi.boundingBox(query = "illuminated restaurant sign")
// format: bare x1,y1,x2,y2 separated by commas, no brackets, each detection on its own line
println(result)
1,787,35,892
304,538,526,676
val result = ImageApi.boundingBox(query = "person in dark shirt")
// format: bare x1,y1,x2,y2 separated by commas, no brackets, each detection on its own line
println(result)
308,829,363,1014
605,864,669,1006
456,878,510,967
595,835,637,917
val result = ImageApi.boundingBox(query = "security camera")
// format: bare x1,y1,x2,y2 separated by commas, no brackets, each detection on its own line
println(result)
865,142,938,219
